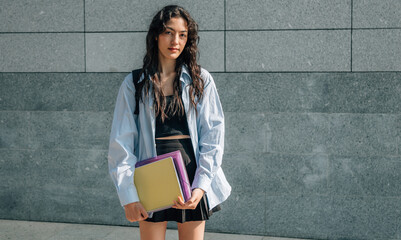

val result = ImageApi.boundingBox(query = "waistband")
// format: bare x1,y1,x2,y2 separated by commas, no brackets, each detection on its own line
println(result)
155,138,192,145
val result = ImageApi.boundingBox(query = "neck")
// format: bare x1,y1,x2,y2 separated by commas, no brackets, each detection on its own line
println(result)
158,57,176,76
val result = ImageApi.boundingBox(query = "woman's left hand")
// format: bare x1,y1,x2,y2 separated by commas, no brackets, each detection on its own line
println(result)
172,188,205,210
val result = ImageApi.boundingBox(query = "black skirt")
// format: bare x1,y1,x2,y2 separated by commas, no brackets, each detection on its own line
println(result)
144,138,221,223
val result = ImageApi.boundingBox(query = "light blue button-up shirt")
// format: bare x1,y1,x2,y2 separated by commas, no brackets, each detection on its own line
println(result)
108,64,231,209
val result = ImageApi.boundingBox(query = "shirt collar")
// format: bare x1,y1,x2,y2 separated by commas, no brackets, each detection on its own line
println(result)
180,64,192,84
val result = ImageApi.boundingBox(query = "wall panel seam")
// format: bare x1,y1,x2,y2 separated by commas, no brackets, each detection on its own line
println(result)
2,111,400,116
8,71,401,73
0,148,109,152
1,28,400,35
351,0,353,72
0,30,230,34
84,0,87,72
0,148,108,152
224,0,226,72
223,151,400,158
262,194,401,199
0,110,111,114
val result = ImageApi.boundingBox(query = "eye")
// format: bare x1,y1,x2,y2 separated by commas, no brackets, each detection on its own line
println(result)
180,34,187,38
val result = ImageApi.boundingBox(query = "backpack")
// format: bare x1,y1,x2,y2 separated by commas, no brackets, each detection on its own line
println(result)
132,69,142,115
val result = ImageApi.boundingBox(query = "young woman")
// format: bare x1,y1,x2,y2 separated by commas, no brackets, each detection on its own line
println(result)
108,5,231,240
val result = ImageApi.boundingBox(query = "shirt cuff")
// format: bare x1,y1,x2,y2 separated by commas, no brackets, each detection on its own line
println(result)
117,185,140,207
191,173,212,194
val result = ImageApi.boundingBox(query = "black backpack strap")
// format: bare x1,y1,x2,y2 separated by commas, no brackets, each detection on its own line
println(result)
132,69,142,115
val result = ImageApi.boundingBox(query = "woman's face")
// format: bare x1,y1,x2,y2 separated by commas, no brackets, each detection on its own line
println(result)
157,17,188,63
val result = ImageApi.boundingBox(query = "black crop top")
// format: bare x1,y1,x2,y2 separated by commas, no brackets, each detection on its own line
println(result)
155,96,190,138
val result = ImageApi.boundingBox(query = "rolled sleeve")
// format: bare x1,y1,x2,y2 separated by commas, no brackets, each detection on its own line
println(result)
108,75,140,206
191,71,225,194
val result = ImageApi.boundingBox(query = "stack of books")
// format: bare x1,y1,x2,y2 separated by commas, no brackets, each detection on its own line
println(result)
134,150,191,213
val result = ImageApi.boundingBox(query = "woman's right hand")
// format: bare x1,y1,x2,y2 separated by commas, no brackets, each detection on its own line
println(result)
124,202,149,222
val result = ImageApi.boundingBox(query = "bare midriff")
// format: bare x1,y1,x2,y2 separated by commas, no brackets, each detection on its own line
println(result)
155,134,191,140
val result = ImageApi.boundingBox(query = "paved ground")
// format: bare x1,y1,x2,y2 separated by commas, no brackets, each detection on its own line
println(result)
0,219,308,240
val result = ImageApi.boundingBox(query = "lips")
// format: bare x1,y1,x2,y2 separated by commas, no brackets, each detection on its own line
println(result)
168,48,179,52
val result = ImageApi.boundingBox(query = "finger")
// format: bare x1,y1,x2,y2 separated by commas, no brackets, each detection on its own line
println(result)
187,197,201,209
185,196,197,205
140,208,149,219
186,202,197,209
134,214,145,222
172,199,185,209
175,197,186,208
172,200,179,208
178,196,186,205
189,192,201,201
172,200,189,210
131,216,138,221
126,214,133,222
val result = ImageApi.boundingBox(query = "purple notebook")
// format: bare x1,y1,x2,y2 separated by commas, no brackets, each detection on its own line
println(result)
135,150,192,202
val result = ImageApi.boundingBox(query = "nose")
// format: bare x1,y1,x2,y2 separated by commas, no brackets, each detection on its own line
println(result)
171,33,179,44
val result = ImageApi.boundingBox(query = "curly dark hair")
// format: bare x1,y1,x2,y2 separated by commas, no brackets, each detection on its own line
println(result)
136,5,204,122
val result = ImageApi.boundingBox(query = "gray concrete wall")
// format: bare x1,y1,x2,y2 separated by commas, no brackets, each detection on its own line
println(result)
0,1,400,240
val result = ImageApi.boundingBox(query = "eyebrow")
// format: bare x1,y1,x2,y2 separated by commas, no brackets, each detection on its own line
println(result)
165,26,187,32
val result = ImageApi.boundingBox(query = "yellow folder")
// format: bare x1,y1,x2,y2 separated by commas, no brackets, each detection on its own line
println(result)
134,157,184,212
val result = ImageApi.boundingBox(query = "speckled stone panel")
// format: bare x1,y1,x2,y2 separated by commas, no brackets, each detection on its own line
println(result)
0,150,30,187
213,72,401,114
223,152,269,195
28,111,111,150
353,29,401,71
263,153,329,196
328,155,401,197
226,30,350,72
265,195,332,239
86,31,224,72
15,184,122,224
0,111,30,149
399,135,401,157
214,72,331,113
224,152,330,197
227,112,330,155
0,186,23,220
85,0,224,31
353,0,401,28
207,191,266,235
225,112,268,153
327,196,401,240
227,0,351,30
86,33,147,72
323,72,401,114
24,150,110,189
0,33,84,72
0,0,84,32
0,111,115,150
0,149,127,225
328,114,399,156
0,73,125,112
197,31,224,72
265,113,330,154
